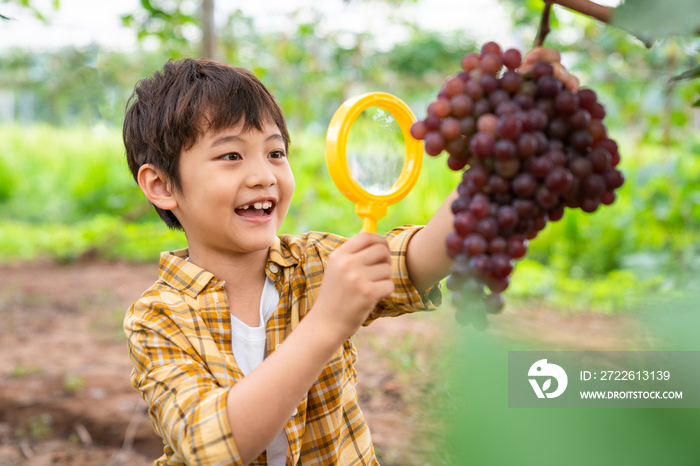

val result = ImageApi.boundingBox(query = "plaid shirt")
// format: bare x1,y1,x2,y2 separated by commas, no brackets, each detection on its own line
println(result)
125,225,442,466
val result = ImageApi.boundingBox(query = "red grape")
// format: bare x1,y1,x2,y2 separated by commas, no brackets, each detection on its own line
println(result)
537,75,561,98
441,117,462,139
481,41,502,56
451,196,471,214
532,61,554,80
424,131,446,156
530,156,553,179
488,237,508,254
477,217,499,240
555,90,579,114
428,98,451,118
446,232,464,257
494,139,517,160
496,116,523,140
469,132,495,158
462,53,481,72
455,211,478,236
496,205,519,230
589,148,612,173
451,94,474,117
601,190,616,205
502,48,522,69
463,234,488,256
424,115,440,131
512,172,538,197
570,109,592,131
577,88,597,110
480,74,499,93
500,70,522,92
491,254,514,279
568,156,593,178
507,235,528,259
603,168,625,189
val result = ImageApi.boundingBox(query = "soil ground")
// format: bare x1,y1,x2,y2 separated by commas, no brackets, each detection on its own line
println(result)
0,261,649,466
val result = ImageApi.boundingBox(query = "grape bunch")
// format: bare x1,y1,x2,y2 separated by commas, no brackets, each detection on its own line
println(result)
410,42,624,330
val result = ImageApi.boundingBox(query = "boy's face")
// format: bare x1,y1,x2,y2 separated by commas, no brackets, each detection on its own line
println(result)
171,119,294,257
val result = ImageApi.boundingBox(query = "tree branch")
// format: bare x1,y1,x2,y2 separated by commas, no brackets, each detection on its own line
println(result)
546,0,612,24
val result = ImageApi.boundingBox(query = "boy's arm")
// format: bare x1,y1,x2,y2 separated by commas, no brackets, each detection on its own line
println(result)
227,232,394,464
405,188,458,293
225,306,347,463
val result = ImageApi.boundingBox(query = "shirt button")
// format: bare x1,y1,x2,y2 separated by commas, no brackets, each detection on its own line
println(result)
269,264,279,273
275,344,281,350
292,408,298,416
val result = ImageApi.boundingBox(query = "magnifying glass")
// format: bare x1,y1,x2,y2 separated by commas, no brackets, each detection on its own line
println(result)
325,92,424,233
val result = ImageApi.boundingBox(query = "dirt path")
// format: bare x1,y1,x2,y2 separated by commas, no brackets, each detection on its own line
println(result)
0,261,643,465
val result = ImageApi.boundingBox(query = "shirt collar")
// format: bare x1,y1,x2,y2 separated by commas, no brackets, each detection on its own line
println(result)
158,237,299,297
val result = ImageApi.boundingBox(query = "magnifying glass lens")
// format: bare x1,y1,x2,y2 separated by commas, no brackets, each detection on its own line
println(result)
346,106,405,195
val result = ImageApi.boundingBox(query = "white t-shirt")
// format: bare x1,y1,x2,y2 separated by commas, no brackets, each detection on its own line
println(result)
230,276,287,466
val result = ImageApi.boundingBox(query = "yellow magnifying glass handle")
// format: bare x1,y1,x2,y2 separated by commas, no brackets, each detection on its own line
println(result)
325,92,424,233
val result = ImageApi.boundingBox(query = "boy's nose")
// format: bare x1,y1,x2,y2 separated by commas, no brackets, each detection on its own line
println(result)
245,162,276,188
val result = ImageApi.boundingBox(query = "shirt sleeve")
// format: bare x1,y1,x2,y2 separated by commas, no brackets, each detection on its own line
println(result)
363,224,443,326
125,298,243,466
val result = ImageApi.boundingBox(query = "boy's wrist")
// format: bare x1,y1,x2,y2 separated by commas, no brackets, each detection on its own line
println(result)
303,301,352,347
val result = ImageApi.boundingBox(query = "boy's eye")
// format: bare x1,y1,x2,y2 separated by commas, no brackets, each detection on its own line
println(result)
269,150,286,159
221,153,241,161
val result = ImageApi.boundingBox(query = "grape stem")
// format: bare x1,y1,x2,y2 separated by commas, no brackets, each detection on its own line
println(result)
535,2,553,47
535,0,613,47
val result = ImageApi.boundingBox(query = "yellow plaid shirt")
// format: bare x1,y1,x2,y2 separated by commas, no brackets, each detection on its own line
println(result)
125,225,442,466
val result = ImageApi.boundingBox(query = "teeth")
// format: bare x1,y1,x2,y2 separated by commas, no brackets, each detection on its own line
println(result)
238,201,274,210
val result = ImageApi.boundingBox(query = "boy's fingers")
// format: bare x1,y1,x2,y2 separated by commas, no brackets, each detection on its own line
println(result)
520,50,579,91
523,46,561,65
371,275,396,299
564,74,580,91
364,263,394,283
357,243,392,266
342,232,389,254
553,63,569,84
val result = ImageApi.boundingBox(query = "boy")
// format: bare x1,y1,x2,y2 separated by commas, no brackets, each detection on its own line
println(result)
124,50,571,466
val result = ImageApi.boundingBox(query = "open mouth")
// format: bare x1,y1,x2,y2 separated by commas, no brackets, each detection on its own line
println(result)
235,200,275,218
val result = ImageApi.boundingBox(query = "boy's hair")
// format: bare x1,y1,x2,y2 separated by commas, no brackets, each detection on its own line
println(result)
123,58,291,230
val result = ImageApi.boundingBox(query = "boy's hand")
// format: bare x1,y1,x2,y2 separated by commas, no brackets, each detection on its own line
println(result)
520,46,580,91
315,233,394,340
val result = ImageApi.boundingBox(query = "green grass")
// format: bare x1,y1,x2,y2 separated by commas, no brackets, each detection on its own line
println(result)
1,124,698,312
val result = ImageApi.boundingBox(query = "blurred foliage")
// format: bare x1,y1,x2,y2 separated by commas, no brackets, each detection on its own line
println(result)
0,0,59,22
0,9,472,130
441,313,700,466
613,0,700,42
1,3,699,312
121,0,201,58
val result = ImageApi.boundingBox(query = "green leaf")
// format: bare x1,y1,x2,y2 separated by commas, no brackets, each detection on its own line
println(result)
612,0,700,40
670,65,700,83
694,98,700,108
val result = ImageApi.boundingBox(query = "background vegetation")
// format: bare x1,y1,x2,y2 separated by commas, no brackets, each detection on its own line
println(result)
1,0,699,311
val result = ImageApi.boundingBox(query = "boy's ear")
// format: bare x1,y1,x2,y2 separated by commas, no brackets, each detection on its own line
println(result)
137,164,178,211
